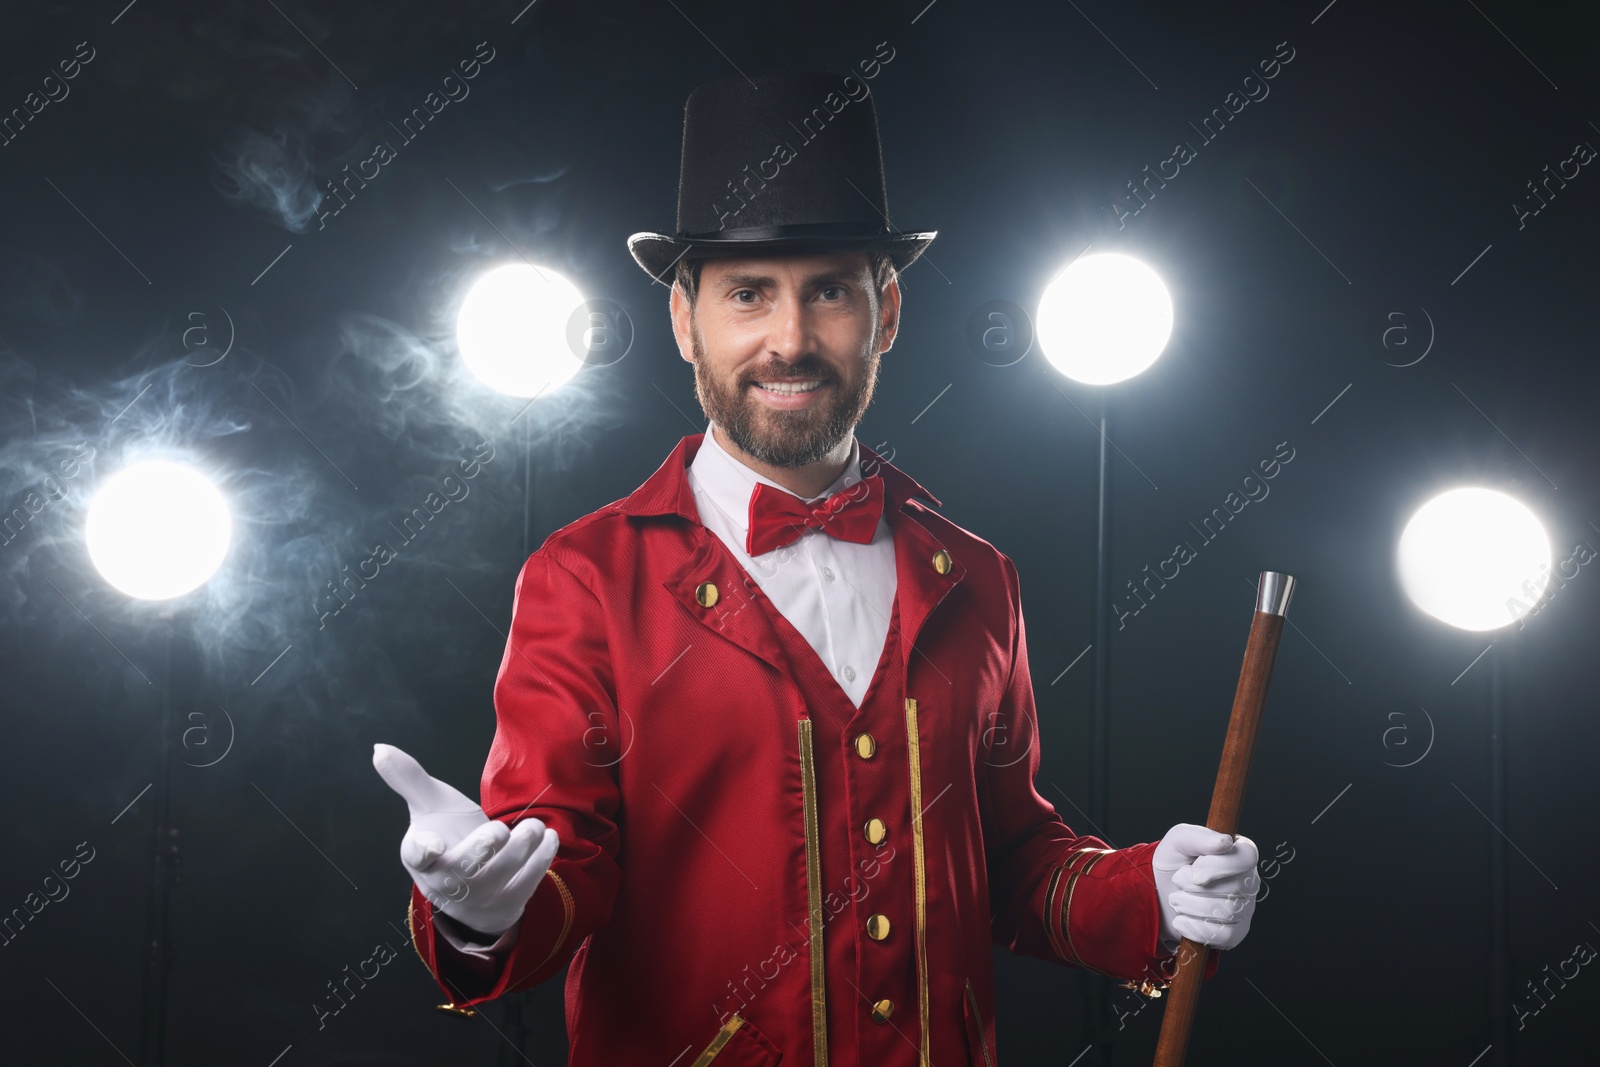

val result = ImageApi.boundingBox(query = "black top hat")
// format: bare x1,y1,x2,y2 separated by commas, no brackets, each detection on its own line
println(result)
628,70,936,285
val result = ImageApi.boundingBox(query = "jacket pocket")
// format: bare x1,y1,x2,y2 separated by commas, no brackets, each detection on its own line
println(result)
690,1013,782,1067
962,978,994,1067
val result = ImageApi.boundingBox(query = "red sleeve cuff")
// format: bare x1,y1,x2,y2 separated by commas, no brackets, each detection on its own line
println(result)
406,865,578,1013
1047,841,1222,988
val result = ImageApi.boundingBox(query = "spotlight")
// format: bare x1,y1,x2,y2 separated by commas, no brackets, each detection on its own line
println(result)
1398,487,1551,631
456,263,586,398
86,460,232,601
1037,252,1173,385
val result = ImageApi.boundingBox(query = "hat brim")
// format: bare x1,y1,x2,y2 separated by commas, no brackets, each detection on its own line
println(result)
628,230,937,286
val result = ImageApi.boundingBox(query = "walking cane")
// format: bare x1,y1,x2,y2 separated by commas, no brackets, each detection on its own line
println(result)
1150,570,1296,1067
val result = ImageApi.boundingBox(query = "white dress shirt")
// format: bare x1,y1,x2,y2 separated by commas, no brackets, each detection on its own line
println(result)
440,422,898,956
688,420,897,708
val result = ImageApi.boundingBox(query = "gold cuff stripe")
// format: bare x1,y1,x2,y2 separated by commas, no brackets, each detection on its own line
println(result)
799,717,829,1067
406,898,430,971
1061,851,1114,976
536,867,576,971
1043,848,1108,962
690,1013,747,1067
410,899,480,1017
405,863,572,1016
904,697,931,1067
1042,862,1070,962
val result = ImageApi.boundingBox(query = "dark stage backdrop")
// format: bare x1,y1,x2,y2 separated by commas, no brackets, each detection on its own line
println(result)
1,2,1596,1065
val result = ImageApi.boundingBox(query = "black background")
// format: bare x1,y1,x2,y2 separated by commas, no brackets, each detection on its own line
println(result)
1,1,1597,1064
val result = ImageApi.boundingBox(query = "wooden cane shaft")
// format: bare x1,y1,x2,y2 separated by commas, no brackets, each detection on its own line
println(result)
1150,609,1287,1067
1207,611,1286,833
1150,937,1209,1067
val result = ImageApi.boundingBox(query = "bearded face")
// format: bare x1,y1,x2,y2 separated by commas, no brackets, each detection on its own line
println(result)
678,252,895,469
690,318,883,468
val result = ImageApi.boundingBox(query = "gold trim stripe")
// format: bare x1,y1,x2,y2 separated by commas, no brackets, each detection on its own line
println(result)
690,1013,746,1067
904,697,931,1067
799,717,829,1067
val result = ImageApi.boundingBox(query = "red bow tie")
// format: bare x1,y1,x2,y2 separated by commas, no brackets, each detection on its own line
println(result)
746,475,886,557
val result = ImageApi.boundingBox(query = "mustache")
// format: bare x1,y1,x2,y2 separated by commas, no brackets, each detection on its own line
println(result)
741,366,835,385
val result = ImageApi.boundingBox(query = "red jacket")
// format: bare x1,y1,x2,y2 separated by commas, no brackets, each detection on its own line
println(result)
406,433,1213,1065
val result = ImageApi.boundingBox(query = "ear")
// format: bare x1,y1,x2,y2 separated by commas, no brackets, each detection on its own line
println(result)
670,279,696,364
875,272,902,354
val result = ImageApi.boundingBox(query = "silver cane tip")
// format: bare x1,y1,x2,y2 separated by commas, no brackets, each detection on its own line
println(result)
1256,572,1295,616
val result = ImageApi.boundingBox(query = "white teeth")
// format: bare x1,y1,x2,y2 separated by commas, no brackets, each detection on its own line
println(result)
755,380,825,396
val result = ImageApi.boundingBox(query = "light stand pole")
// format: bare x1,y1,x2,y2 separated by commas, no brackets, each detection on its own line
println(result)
1488,650,1511,1066
137,617,180,1066
1086,394,1113,1066
498,999,530,1067
1091,394,1113,842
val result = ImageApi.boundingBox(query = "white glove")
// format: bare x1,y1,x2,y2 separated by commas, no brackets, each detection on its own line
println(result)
373,743,560,938
1152,823,1259,951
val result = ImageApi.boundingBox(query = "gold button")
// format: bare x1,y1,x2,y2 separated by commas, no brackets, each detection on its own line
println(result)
866,913,891,940
854,733,877,759
870,998,894,1023
932,549,952,575
863,817,888,845
694,581,719,608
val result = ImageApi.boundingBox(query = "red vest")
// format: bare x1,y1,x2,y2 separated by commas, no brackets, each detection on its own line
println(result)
744,581,975,1063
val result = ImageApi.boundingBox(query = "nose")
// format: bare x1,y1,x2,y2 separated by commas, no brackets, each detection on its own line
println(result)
767,291,812,363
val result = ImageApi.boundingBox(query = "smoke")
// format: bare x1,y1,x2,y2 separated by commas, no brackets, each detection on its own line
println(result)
207,52,364,234
215,126,328,233
485,163,571,193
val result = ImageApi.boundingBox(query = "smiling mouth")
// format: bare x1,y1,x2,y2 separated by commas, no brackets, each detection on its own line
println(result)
751,379,829,396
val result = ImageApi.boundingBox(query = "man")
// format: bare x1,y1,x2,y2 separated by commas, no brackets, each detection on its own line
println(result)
376,70,1259,1066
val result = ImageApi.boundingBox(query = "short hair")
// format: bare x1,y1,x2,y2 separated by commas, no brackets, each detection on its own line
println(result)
674,250,898,307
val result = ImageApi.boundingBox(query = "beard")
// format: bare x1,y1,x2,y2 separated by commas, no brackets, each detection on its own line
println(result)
691,322,881,469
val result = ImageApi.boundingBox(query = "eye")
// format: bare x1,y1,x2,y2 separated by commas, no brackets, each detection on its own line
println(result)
732,289,759,303
818,285,847,301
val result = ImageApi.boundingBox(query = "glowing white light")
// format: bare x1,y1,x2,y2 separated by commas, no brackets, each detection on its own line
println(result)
1036,253,1173,385
1398,487,1552,631
86,461,232,601
456,263,586,398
